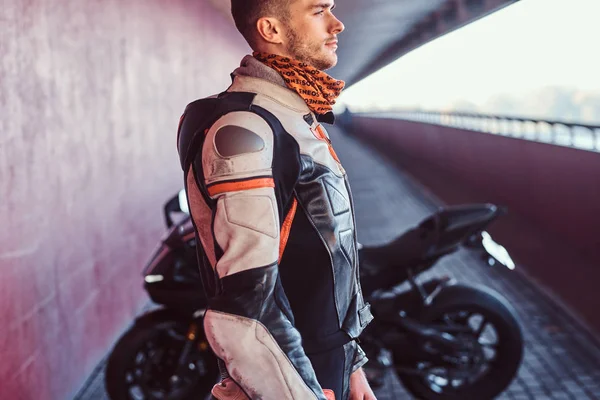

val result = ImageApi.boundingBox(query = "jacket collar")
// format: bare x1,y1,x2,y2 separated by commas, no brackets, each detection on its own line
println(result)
229,55,335,124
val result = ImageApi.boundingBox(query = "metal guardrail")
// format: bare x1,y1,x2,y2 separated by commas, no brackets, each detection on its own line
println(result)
354,110,600,153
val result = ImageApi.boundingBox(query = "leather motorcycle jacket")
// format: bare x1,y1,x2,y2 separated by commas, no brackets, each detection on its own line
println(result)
177,56,373,399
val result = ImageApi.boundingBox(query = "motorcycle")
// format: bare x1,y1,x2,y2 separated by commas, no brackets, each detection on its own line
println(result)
357,204,523,399
105,191,523,400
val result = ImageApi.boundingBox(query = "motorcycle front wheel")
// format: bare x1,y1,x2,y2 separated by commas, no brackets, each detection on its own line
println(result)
105,308,219,400
395,284,523,400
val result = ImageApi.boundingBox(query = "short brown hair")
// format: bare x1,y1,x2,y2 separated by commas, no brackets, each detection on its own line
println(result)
231,0,291,49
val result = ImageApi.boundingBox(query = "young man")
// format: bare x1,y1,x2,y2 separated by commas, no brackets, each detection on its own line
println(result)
177,1,376,399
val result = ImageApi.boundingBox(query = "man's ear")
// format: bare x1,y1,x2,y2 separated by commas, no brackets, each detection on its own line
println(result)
256,17,285,44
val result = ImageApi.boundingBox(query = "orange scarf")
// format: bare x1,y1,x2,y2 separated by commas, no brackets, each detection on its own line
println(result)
253,52,345,115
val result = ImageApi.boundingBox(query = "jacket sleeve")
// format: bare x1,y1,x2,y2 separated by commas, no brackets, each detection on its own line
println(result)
186,110,327,400
351,343,369,373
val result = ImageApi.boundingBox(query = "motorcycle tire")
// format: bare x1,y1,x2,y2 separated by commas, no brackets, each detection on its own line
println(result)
396,284,523,400
105,308,219,400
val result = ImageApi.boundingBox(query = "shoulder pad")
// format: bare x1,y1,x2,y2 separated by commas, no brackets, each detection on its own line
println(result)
177,92,257,171
214,125,265,157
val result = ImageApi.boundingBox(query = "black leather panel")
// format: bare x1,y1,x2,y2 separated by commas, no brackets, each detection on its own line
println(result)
303,113,315,126
338,229,355,267
279,208,340,340
342,341,359,400
294,156,370,339
251,105,302,222
325,181,350,216
316,111,335,125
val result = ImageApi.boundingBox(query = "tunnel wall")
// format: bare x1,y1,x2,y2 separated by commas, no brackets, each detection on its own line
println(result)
349,116,600,333
0,1,248,399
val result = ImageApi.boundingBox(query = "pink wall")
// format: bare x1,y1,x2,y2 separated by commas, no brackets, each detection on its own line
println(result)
0,1,248,399
351,116,600,333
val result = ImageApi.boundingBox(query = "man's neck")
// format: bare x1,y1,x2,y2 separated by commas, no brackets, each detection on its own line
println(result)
231,55,287,87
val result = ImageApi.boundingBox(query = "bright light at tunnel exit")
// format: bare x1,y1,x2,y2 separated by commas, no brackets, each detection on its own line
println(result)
338,0,600,115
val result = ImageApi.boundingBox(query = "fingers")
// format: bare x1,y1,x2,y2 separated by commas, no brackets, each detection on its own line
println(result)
350,391,378,400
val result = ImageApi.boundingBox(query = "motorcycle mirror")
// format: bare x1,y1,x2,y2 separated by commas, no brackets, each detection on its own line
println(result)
178,189,189,215
481,231,515,270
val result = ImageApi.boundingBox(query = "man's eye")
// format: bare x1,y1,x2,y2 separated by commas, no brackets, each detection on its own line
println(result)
315,10,324,15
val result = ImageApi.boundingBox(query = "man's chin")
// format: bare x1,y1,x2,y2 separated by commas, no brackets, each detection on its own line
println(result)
316,54,338,71
295,51,337,71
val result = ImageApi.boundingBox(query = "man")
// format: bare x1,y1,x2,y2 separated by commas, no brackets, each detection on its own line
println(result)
177,1,375,399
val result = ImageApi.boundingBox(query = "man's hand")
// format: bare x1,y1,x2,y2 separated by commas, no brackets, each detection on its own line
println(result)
211,378,250,400
349,368,377,400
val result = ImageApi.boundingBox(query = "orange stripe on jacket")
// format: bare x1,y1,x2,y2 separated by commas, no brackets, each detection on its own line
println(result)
311,124,341,164
278,198,298,263
207,177,274,196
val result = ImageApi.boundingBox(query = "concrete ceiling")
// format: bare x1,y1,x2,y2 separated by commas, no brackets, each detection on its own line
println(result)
329,0,519,86
209,0,520,86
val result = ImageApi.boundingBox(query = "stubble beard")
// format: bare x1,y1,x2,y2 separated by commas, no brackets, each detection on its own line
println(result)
285,28,337,71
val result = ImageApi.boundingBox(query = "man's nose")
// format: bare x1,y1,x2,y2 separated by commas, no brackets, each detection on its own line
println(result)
330,15,344,34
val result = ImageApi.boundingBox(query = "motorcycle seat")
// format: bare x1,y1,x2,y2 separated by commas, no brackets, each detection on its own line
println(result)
359,204,500,287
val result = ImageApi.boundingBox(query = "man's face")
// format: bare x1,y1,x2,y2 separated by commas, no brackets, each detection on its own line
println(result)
282,0,345,70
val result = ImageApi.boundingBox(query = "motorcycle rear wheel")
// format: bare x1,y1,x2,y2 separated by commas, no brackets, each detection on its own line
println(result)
105,308,218,400
396,284,523,400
